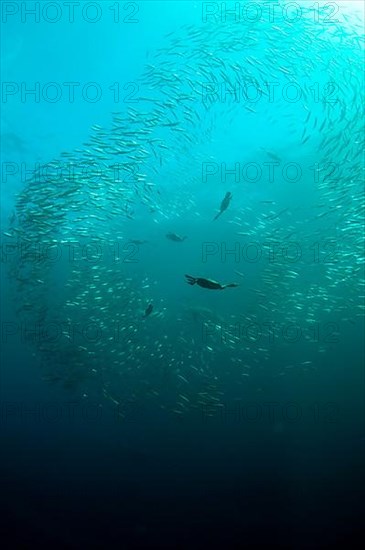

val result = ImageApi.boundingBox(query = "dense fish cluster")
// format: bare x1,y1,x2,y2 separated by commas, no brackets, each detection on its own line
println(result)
5,5,364,417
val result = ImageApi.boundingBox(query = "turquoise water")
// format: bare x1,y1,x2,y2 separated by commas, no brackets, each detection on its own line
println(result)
1,2,364,547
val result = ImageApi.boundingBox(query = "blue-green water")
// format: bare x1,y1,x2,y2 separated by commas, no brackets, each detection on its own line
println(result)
1,1,364,548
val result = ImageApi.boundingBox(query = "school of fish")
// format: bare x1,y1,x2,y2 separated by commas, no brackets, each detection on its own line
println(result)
4,5,364,417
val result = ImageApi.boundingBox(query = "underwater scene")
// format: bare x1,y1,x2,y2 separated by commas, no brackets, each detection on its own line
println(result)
1,1,364,548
